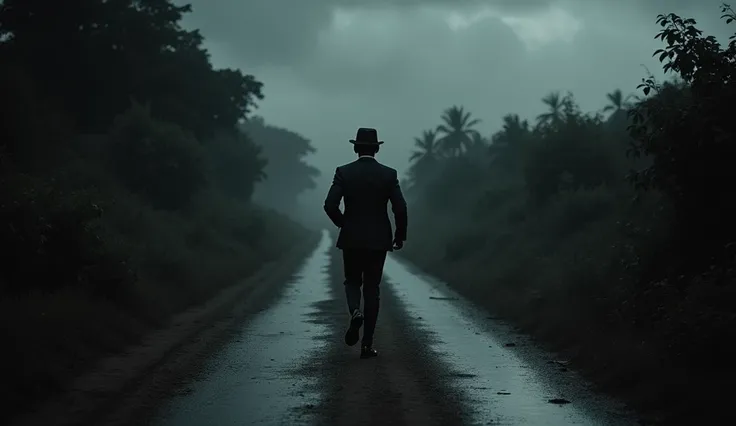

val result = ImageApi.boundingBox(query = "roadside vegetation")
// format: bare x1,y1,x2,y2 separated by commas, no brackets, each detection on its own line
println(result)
400,5,736,423
0,1,318,422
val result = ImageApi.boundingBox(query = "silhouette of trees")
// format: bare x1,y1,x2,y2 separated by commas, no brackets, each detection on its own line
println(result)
414,93,616,204
410,129,441,163
627,4,736,273
535,91,565,125
407,129,441,189
0,1,314,419
465,133,490,159
436,105,482,156
0,0,263,138
207,127,268,202
242,117,320,215
107,101,208,210
401,8,736,422
602,89,634,115
489,114,532,174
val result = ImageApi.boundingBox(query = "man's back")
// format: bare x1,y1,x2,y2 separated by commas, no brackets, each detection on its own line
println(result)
324,157,408,251
325,127,407,357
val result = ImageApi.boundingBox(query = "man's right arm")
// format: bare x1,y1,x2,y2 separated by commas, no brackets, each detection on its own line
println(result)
389,169,408,243
324,167,345,228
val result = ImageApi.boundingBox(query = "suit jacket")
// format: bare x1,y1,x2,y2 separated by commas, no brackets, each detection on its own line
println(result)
323,156,408,251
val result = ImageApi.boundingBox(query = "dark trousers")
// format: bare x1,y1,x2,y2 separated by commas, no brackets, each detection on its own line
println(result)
342,249,387,347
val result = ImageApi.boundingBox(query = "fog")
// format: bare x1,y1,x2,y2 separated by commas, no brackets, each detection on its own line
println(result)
176,0,730,217
4,1,736,424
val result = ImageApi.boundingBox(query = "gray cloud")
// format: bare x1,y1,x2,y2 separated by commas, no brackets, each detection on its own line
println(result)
174,0,735,197
178,0,728,65
177,0,550,65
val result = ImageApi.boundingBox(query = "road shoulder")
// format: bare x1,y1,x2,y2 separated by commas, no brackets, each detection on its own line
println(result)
10,233,320,426
305,248,467,426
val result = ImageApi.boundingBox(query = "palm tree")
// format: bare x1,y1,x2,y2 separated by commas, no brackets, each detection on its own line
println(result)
490,114,531,169
465,132,489,159
436,105,481,157
408,129,441,187
409,129,440,163
602,89,634,114
536,91,564,125
500,114,530,142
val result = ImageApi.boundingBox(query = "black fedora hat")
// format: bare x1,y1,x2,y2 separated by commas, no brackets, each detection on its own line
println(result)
349,127,384,145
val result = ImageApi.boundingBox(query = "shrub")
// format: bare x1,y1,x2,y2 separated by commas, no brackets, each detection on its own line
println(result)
0,171,135,299
205,129,267,202
108,102,207,210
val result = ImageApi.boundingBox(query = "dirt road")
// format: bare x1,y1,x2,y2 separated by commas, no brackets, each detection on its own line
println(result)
18,230,643,425
149,230,639,426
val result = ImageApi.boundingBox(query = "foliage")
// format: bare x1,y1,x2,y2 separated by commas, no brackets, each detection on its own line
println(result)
407,129,442,192
0,0,315,421
627,4,736,272
409,94,619,205
0,172,134,299
108,102,208,210
524,94,618,204
242,117,321,214
206,128,268,202
0,0,263,137
402,5,736,421
436,105,482,156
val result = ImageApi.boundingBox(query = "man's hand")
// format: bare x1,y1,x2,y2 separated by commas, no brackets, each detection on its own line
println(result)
392,238,404,250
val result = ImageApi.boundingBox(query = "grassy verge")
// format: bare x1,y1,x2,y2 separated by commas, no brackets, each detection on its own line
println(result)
399,186,735,425
0,163,316,423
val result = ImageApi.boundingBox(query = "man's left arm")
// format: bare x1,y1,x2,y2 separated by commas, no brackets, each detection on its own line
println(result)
389,169,408,244
324,167,345,228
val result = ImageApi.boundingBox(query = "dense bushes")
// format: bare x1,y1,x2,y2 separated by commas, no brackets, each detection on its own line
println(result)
400,5,736,422
0,0,316,421
108,102,208,210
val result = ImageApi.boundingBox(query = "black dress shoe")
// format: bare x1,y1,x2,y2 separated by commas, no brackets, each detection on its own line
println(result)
344,310,364,346
360,346,378,359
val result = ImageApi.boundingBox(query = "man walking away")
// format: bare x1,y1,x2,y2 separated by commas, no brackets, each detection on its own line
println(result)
323,127,408,359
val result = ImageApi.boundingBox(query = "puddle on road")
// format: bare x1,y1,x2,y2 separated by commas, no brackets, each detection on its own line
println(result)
151,230,333,426
383,255,636,426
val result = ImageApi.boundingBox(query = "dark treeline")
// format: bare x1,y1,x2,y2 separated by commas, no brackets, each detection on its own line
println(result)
0,0,315,421
243,117,321,218
402,6,736,423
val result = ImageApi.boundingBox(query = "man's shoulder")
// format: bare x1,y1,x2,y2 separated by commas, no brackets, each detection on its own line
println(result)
335,160,354,170
336,161,356,172
338,159,398,176
376,161,398,175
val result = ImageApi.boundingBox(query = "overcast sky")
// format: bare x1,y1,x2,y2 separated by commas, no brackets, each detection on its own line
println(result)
175,0,732,194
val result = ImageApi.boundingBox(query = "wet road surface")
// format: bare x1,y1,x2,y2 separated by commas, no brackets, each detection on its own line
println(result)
151,232,333,426
150,230,640,425
383,257,635,425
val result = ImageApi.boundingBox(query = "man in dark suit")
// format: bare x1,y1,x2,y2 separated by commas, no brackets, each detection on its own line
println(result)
323,128,408,359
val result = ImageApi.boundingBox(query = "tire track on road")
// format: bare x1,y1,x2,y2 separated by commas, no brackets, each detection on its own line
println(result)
304,248,468,426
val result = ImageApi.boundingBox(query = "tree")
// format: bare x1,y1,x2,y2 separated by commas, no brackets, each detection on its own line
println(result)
602,89,634,115
410,129,441,163
536,91,565,126
0,0,263,137
108,101,207,210
525,95,616,203
465,132,490,159
408,129,441,187
436,105,481,157
489,114,532,173
206,128,267,202
627,4,736,272
242,117,320,214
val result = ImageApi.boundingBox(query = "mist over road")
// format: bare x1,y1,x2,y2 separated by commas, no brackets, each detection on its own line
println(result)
148,230,637,425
